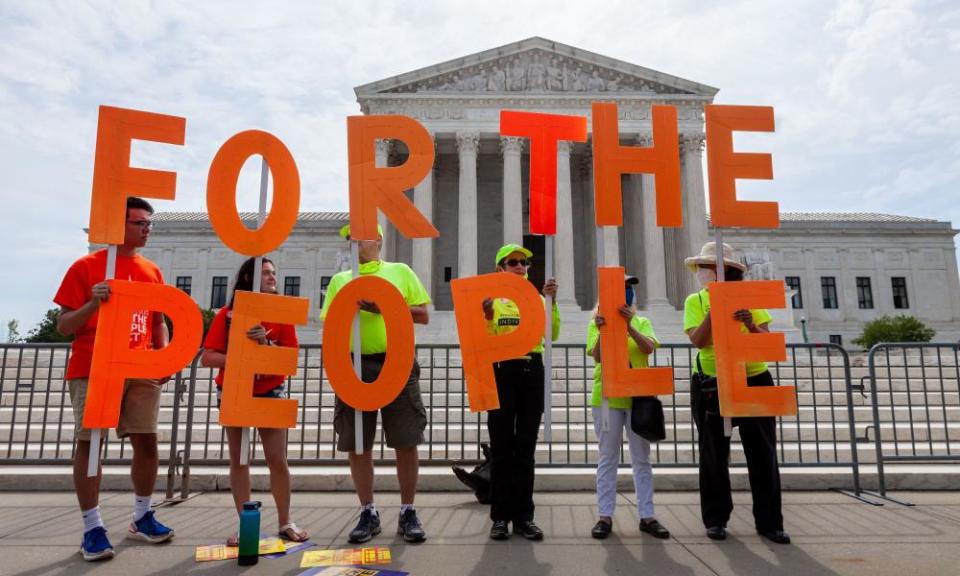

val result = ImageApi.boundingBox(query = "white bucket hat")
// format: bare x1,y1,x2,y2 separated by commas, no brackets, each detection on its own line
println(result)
684,242,747,273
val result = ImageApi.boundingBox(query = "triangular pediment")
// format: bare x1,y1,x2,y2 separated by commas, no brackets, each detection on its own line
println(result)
355,37,717,98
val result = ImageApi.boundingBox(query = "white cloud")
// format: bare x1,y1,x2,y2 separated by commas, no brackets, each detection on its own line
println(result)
0,0,957,330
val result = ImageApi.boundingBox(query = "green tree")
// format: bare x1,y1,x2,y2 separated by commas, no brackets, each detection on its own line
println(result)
25,308,73,343
852,315,936,349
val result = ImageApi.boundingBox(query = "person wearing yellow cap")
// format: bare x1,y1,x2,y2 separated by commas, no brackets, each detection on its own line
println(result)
482,243,560,541
683,241,790,545
320,223,430,544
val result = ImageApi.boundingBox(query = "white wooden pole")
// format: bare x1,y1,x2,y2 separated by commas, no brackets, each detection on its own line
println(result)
542,235,554,443
87,244,118,477
351,241,364,455
714,229,732,438
595,227,609,432
239,157,271,466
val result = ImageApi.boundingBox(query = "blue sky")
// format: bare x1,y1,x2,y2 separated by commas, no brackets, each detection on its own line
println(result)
1,0,958,336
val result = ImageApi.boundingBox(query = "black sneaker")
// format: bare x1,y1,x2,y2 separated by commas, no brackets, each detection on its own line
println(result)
706,525,727,540
397,509,426,543
489,520,510,540
513,520,544,541
348,509,381,543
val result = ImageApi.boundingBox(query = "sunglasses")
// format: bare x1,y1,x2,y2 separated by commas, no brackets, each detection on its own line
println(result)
502,258,530,267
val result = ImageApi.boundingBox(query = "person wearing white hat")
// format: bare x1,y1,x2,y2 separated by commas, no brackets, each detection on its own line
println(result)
587,273,670,540
682,242,790,545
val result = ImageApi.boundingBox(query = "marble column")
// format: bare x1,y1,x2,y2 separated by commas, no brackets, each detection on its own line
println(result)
680,133,709,299
581,147,598,304
456,131,480,278
555,140,577,307
412,135,435,301
375,139,394,260
638,135,671,309
500,136,524,245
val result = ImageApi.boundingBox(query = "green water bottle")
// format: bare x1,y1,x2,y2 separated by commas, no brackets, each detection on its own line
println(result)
238,500,261,566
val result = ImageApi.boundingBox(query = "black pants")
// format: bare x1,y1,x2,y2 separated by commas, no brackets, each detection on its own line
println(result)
487,354,544,522
691,370,783,533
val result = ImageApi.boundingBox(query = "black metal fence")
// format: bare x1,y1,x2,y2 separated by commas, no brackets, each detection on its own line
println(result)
866,343,960,496
2,342,865,488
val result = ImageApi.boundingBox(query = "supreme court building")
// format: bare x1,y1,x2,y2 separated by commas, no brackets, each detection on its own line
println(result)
143,38,960,346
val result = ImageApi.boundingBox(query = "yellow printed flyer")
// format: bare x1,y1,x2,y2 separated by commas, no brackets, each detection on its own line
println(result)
195,538,287,562
300,547,392,568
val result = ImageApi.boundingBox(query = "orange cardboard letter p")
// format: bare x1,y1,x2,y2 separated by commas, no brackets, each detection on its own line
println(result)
451,273,545,412
84,280,201,429
89,106,186,245
709,280,797,417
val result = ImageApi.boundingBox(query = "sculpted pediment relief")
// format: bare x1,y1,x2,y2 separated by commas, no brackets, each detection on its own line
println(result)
380,48,696,95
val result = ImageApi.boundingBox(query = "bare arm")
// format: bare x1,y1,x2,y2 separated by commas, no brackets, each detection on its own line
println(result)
201,348,226,369
686,311,713,348
410,304,429,325
56,281,110,336
152,313,169,349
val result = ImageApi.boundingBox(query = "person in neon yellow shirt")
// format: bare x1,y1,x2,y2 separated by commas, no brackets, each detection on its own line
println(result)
482,243,559,542
586,274,670,540
320,224,430,544
683,241,790,545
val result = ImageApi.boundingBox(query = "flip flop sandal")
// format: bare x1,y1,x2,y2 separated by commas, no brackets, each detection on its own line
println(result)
278,522,308,542
226,532,239,547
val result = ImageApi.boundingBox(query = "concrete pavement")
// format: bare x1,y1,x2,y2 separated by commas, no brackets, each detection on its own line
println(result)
1,490,958,575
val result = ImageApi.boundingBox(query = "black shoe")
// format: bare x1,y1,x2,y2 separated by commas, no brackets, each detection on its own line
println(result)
513,520,544,541
640,519,671,539
348,509,381,543
706,525,727,540
489,520,510,541
591,520,612,540
397,509,426,543
759,529,791,545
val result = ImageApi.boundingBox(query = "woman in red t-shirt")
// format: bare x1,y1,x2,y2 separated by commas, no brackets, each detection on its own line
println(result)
201,257,308,545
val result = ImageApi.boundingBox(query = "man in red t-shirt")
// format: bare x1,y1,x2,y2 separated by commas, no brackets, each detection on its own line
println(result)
54,197,175,561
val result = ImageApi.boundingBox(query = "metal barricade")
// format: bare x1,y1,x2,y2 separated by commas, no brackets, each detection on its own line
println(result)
866,343,960,499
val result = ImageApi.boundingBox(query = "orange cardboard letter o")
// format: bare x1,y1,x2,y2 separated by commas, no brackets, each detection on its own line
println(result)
207,130,300,256
323,276,415,411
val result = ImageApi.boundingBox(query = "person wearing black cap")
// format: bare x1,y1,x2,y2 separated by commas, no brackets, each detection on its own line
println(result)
482,243,560,541
683,242,790,545
586,273,670,540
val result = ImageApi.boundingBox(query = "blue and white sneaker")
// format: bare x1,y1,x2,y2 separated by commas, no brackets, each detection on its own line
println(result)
128,510,175,543
81,526,115,561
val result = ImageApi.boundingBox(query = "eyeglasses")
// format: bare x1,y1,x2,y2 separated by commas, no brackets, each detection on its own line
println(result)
127,220,153,230
502,258,529,267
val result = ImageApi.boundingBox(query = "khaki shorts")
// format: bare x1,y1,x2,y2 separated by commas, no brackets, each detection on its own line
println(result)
334,355,426,452
68,378,162,441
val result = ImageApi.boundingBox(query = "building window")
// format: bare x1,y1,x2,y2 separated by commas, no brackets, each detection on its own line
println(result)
284,276,301,297
211,276,228,309
175,276,192,296
785,276,803,309
892,277,909,309
318,276,332,308
821,277,839,309
829,334,843,347
856,277,874,309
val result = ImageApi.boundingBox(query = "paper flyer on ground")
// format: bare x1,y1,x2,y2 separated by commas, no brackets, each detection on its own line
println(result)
264,540,316,559
300,547,392,568
194,537,287,562
298,567,409,576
